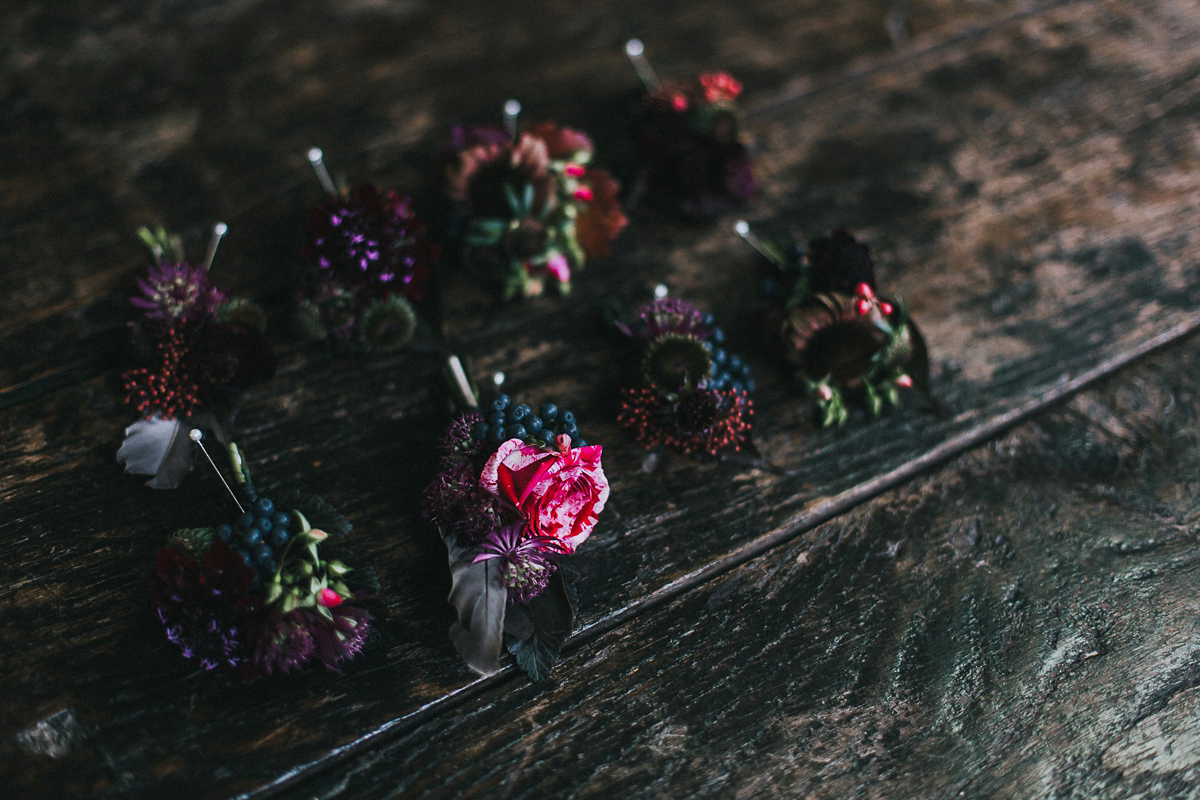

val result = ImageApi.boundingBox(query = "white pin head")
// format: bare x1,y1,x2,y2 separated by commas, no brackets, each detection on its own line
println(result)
202,222,228,272
654,283,669,299
189,428,204,442
734,220,784,267
307,147,337,195
503,100,522,140
493,371,506,388
624,38,660,89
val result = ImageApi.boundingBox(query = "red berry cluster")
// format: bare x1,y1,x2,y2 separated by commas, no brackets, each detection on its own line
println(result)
123,327,201,419
852,282,894,318
617,387,754,457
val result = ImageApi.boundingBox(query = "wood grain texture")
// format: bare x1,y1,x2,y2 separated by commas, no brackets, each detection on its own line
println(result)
3,0,1200,797
301,337,1200,800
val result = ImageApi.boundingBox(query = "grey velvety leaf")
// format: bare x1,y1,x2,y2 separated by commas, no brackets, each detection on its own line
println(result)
444,533,507,676
116,414,197,489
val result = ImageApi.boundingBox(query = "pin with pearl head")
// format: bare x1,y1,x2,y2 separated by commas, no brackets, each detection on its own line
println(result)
503,99,522,141
734,220,785,268
306,147,338,196
201,222,228,273
188,428,245,514
624,39,661,90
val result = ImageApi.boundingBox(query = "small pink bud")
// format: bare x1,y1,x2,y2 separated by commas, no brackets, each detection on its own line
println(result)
544,252,571,284
318,588,344,608
894,374,914,389
854,297,872,316
879,301,894,316
573,186,594,202
854,282,874,300
671,93,688,111
816,385,834,403
565,163,586,177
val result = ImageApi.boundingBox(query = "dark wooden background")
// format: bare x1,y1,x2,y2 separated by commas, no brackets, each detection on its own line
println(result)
5,0,1200,797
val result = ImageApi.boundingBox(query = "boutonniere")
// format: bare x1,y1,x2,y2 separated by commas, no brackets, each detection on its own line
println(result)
118,224,273,488
294,148,440,353
150,431,375,677
441,101,627,300
423,360,609,679
738,223,936,426
625,40,756,217
616,294,755,456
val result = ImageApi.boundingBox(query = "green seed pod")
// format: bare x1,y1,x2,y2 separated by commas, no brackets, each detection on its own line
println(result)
358,295,417,352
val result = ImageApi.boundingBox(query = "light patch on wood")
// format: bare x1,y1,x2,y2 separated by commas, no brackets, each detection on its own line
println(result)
1102,685,1200,775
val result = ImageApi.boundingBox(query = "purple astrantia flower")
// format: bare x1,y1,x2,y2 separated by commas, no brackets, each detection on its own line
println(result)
248,611,318,676
311,601,374,670
132,260,225,325
473,523,566,604
617,297,713,341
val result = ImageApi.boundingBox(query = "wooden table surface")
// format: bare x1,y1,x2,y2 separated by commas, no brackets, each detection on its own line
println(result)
6,0,1200,797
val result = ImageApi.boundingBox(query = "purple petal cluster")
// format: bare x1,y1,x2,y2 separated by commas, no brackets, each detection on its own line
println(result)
474,523,562,604
149,541,254,671
132,261,225,325
302,184,436,299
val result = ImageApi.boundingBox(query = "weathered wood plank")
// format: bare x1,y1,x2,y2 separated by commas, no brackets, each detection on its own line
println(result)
4,0,1200,797
298,334,1200,800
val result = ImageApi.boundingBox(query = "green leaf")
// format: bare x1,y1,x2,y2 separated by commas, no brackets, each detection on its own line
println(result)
315,604,334,622
867,385,883,417
503,183,521,214
522,183,535,215
507,635,561,683
471,218,507,235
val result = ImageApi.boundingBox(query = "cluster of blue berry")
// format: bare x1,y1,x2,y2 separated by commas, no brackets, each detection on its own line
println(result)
470,394,587,448
706,326,756,393
215,495,292,584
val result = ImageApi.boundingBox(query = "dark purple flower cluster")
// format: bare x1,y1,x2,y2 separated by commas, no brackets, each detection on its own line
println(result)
422,414,503,547
636,72,756,218
149,538,373,678
124,249,273,421
298,184,438,352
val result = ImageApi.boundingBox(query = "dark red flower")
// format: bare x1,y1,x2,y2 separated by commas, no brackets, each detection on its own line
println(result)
527,122,594,162
808,230,877,296
575,169,627,257
149,541,256,671
636,74,756,217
